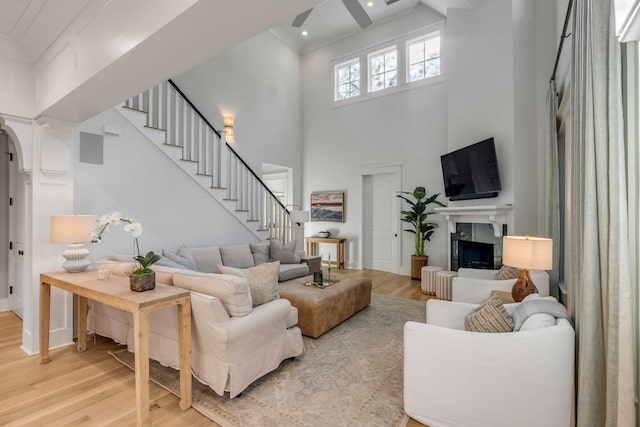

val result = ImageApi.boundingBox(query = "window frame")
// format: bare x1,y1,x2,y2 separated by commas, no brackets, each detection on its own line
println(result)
367,45,399,93
334,58,361,101
331,24,444,107
406,31,441,83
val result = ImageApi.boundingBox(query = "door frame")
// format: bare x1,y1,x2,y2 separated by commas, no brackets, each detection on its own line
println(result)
360,163,402,273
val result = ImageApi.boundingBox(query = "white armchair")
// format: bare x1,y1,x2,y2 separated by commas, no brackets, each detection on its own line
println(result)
452,268,549,303
404,299,574,427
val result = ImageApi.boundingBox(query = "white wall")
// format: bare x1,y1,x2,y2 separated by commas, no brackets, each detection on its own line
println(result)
0,38,35,119
445,0,514,209
301,6,449,272
74,108,257,261
173,31,304,208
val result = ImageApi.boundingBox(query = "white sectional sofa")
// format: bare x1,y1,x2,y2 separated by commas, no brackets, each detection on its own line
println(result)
88,241,310,398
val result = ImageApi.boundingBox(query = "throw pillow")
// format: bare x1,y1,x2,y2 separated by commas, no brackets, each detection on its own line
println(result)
464,292,514,333
219,244,256,268
189,246,223,273
270,240,300,264
154,256,187,269
495,265,521,280
218,261,280,307
162,245,197,271
491,290,515,304
520,313,556,331
172,271,253,317
250,241,271,265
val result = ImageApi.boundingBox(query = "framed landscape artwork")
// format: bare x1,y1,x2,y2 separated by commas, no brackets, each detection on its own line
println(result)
310,191,345,222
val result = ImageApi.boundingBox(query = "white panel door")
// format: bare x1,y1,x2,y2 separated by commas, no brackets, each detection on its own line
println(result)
363,172,399,272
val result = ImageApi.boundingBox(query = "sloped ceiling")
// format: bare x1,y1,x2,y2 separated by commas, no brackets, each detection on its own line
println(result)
271,0,480,53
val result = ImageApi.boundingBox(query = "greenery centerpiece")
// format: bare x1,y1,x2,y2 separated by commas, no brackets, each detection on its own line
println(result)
396,186,445,279
91,212,160,291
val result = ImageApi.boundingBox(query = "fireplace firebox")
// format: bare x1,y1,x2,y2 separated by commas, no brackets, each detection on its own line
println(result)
450,222,506,271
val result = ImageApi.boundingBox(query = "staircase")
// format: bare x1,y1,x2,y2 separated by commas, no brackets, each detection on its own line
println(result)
115,79,293,242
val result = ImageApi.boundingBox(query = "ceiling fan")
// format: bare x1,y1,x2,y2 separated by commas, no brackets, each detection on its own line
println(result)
292,0,373,29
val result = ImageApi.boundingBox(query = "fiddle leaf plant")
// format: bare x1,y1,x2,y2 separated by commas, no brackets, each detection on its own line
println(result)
396,186,445,257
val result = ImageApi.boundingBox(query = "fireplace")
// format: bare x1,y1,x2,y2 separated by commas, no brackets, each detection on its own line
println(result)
450,222,506,271
459,240,494,269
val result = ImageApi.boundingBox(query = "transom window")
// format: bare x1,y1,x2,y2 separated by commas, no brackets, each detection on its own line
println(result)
335,59,360,101
369,46,397,92
407,34,440,82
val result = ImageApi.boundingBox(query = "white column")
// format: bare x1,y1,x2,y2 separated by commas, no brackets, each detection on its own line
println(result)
23,117,76,355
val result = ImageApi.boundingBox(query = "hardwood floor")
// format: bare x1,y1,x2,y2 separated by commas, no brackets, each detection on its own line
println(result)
0,269,430,426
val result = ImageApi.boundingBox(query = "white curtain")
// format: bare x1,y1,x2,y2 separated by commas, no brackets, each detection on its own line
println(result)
543,80,560,299
570,0,636,426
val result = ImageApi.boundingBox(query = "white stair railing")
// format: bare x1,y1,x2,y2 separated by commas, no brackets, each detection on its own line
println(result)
123,80,293,242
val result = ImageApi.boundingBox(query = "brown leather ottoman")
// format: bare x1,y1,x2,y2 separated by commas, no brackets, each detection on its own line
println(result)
279,274,372,338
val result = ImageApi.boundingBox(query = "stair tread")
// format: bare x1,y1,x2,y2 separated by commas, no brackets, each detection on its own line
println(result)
180,158,199,163
196,173,212,177
223,198,238,201
163,143,183,148
144,125,167,132
122,105,149,114
236,210,249,212
210,186,227,190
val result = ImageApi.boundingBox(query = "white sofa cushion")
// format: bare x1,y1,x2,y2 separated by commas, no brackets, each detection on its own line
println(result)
189,245,223,273
94,260,135,276
219,261,280,307
220,244,256,268
173,271,253,317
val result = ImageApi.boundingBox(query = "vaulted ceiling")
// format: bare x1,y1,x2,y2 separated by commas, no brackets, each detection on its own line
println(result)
0,0,480,65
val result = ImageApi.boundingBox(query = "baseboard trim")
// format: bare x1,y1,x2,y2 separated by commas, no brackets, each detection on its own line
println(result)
0,298,8,312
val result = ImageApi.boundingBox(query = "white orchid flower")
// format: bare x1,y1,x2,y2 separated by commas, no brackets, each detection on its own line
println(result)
99,214,109,225
124,222,143,238
107,212,122,225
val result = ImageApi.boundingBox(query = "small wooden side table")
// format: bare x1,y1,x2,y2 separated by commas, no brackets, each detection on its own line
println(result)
40,271,192,426
304,237,346,269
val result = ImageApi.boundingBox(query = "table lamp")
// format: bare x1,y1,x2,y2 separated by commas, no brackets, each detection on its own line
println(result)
502,235,553,302
50,215,98,272
290,209,310,226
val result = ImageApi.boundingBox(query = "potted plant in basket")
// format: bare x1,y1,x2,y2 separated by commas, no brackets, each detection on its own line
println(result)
91,212,160,291
397,187,445,279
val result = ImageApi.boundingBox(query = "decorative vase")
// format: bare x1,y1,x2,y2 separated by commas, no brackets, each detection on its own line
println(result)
130,272,156,292
410,255,428,280
318,231,330,238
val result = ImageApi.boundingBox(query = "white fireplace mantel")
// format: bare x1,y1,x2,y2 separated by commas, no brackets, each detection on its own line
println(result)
434,205,513,237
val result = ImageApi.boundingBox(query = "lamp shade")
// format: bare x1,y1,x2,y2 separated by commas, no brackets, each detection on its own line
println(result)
50,215,97,243
502,235,553,270
290,210,310,223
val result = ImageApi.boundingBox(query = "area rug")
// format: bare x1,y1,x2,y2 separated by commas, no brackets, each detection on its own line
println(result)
110,294,425,427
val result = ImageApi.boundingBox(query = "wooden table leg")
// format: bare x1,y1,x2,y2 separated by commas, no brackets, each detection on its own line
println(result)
177,299,192,411
76,295,87,352
39,281,51,364
133,310,150,426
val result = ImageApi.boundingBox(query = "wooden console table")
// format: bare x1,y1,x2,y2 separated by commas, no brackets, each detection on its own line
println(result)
40,271,192,426
304,237,346,269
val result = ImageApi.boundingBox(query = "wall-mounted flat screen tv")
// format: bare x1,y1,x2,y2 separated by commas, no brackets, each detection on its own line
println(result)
440,137,502,201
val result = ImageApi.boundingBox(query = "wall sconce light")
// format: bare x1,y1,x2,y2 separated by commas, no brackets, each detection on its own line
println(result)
224,116,234,137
